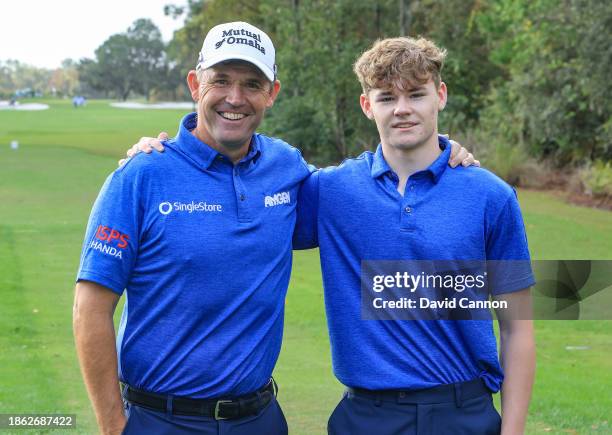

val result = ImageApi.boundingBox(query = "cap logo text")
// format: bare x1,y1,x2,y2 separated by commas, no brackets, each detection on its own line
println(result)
216,28,266,54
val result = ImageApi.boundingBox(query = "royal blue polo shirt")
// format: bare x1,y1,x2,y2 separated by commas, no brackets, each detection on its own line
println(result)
77,113,312,398
294,137,535,392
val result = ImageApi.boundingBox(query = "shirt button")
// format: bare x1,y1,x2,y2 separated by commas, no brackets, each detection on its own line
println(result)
410,185,415,190
405,206,412,213
240,194,246,201
399,392,406,398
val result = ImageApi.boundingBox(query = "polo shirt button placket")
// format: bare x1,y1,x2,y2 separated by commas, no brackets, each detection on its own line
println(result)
400,201,415,232
400,180,417,231
233,166,251,222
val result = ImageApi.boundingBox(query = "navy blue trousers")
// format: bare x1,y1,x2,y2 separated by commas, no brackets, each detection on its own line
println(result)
328,381,501,435
121,396,288,435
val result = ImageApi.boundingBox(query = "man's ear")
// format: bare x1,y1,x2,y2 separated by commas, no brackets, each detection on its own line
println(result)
437,82,448,111
186,70,200,101
359,93,374,120
266,80,282,108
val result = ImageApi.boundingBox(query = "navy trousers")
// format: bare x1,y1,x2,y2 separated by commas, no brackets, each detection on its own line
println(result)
328,381,501,435
121,396,288,435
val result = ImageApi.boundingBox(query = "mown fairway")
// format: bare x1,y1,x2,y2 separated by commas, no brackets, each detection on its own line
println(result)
1,100,611,434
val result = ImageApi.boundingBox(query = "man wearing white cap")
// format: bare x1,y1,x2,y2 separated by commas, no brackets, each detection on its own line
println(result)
74,22,308,435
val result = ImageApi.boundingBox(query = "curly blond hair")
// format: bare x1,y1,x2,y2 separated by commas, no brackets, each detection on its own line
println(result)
353,37,446,93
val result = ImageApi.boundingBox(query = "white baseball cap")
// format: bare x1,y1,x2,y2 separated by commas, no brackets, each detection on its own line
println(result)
196,21,277,82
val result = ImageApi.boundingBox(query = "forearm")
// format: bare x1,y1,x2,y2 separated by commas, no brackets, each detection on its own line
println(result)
73,304,125,434
499,320,535,435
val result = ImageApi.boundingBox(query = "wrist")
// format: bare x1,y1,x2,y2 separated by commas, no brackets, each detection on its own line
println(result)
501,419,525,435
98,413,126,435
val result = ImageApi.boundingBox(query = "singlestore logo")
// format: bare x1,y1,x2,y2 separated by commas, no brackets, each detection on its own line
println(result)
158,201,223,215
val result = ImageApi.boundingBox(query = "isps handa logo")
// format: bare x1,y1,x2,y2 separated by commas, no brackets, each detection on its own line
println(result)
89,225,130,259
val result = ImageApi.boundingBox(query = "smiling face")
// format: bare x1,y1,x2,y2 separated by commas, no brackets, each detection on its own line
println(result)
187,61,281,158
360,78,447,152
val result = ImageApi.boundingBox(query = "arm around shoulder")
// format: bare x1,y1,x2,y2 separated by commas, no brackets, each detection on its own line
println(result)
293,171,320,250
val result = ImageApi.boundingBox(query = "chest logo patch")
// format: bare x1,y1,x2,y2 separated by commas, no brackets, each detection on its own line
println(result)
158,201,223,215
264,191,291,207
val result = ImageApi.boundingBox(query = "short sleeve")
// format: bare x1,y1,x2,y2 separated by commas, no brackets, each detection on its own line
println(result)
486,190,535,295
293,170,320,250
76,168,141,294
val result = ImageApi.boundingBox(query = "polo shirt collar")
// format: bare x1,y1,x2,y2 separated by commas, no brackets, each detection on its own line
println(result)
428,136,451,183
370,135,451,184
173,112,261,170
370,145,393,179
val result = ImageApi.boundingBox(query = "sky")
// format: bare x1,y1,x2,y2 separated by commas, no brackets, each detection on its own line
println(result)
0,0,187,69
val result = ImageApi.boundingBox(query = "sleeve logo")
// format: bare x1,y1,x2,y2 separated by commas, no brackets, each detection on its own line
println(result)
88,225,130,259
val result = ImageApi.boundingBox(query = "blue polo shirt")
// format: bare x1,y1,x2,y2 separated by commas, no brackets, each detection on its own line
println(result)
77,113,312,398
294,137,534,392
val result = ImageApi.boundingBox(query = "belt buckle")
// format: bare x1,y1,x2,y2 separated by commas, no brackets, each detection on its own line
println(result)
214,400,232,420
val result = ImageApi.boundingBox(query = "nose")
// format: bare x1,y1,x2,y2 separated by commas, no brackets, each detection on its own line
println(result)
225,83,246,107
394,95,412,116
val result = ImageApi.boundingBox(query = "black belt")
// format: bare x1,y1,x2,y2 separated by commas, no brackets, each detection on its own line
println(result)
122,378,277,419
347,379,489,406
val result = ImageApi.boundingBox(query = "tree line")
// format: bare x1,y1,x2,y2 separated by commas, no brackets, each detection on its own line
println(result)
78,19,185,101
1,0,610,172
167,0,610,168
0,19,184,103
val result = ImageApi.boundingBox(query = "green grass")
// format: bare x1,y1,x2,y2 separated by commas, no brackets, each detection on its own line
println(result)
0,99,611,434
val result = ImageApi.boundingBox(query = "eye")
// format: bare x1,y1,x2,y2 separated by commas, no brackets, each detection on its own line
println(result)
410,93,425,98
245,81,263,90
212,79,229,86
378,96,395,102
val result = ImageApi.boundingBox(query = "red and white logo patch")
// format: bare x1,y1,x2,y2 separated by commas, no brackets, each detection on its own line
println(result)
89,225,130,259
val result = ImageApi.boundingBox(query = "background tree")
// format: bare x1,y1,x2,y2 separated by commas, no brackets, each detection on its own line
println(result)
77,58,109,98
477,0,612,165
0,61,17,98
90,33,137,100
0,60,52,98
49,59,80,97
78,19,168,101
126,19,167,100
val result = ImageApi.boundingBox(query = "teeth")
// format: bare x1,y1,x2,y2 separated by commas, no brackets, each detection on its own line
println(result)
220,112,246,120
